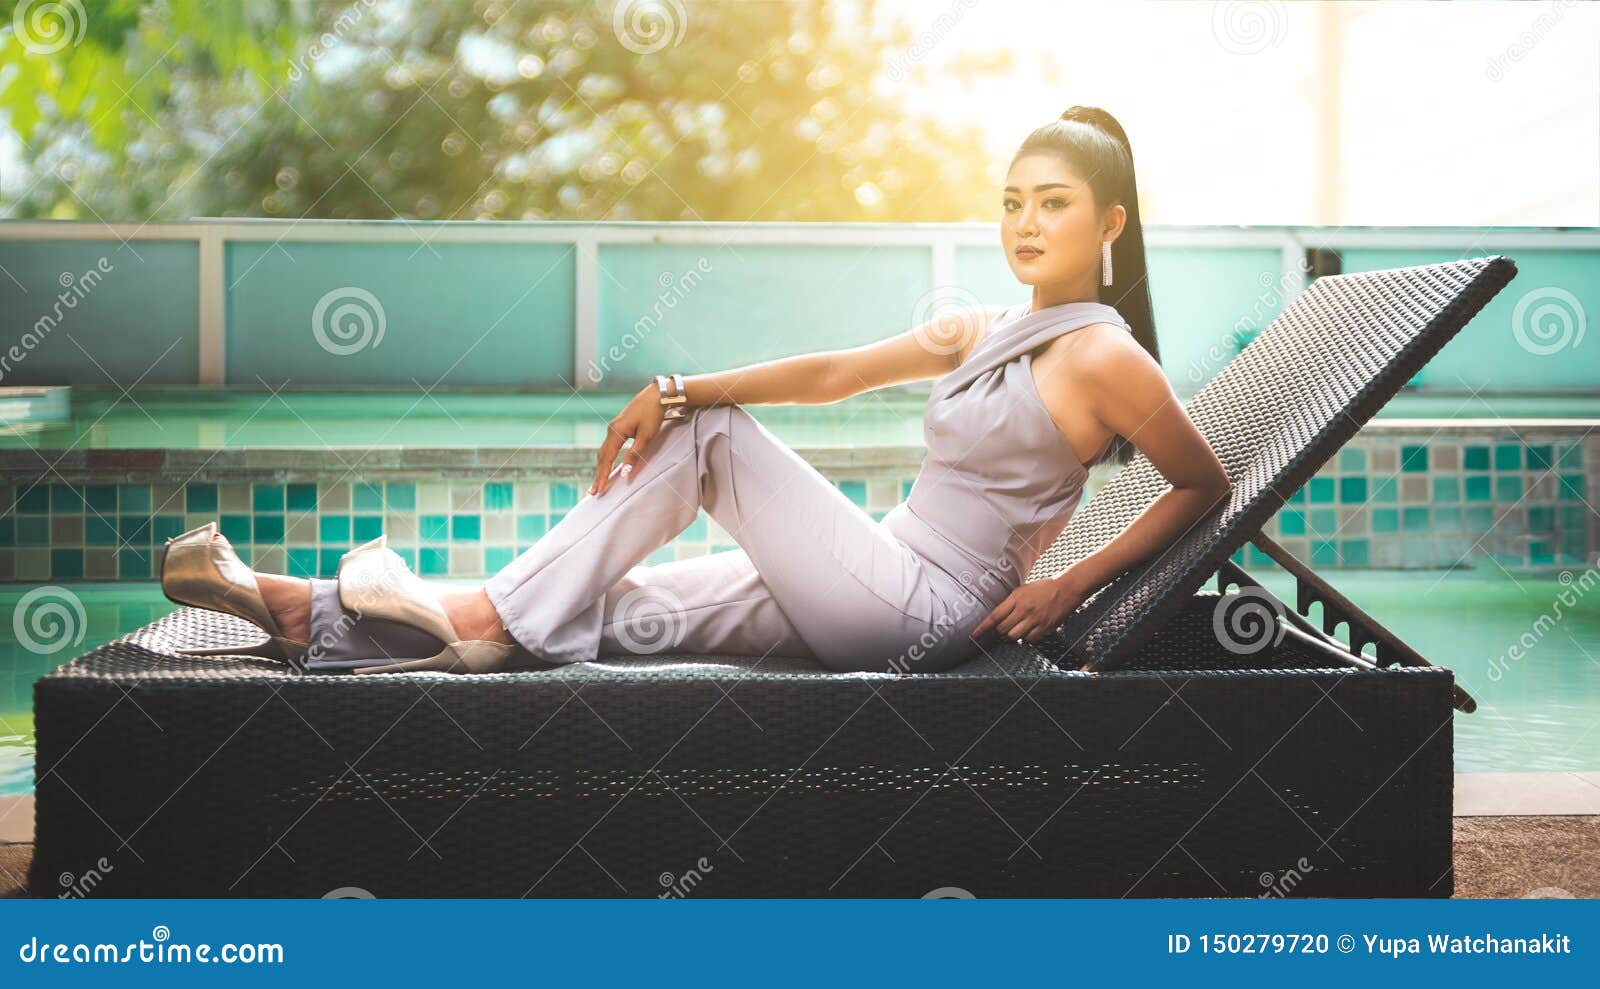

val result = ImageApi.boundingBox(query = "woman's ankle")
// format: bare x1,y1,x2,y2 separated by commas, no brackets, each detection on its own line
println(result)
256,572,312,642
440,589,514,644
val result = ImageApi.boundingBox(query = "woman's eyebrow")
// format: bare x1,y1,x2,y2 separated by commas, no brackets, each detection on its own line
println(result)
1003,182,1076,193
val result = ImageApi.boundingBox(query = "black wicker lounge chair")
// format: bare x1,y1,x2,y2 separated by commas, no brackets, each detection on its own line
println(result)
29,256,1516,899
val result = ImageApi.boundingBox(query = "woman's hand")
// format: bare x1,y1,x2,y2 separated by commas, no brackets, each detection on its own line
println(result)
971,572,1087,645
590,384,670,496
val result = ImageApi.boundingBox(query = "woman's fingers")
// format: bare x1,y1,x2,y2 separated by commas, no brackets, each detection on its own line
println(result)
972,598,1013,639
619,424,658,480
592,423,629,496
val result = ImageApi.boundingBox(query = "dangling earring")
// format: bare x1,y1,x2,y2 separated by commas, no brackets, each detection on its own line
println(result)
1100,241,1113,286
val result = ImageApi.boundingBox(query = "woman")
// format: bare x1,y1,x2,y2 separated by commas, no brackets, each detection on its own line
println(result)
160,106,1230,675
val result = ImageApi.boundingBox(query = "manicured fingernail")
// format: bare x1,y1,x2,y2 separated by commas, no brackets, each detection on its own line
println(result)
620,464,632,479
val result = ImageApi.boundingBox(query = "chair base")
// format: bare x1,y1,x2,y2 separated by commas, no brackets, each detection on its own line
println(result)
29,599,1454,898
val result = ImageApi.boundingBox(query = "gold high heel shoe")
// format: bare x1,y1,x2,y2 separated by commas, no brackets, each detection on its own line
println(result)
159,521,310,662
335,535,516,674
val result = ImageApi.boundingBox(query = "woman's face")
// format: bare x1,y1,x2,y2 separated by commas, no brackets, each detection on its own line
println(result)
1001,153,1120,295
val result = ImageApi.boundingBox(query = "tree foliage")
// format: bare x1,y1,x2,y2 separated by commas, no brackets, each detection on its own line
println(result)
1,0,999,221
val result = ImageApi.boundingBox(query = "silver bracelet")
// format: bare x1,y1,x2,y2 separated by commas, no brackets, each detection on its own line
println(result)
655,373,688,419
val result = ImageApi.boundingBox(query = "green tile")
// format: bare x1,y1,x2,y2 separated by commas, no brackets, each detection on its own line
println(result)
1528,506,1555,533
1310,509,1337,536
386,483,416,511
1372,508,1398,534
1434,507,1461,533
421,514,450,542
1311,540,1339,567
549,511,566,528
838,481,867,506
17,516,48,545
900,480,914,500
683,514,707,540
1561,529,1586,557
118,549,151,579
1557,444,1583,470
419,547,449,575
186,484,218,513
84,515,118,546
1369,477,1397,503
286,483,318,512
152,515,186,542
353,483,384,511
252,484,285,512
120,485,151,513
1465,476,1492,502
50,549,83,579
1494,444,1520,471
287,548,318,578
1466,507,1495,531
1338,476,1367,504
83,485,117,513
1527,445,1553,471
1278,509,1305,536
318,549,345,577
1432,476,1460,503
484,482,514,511
1560,505,1588,531
1339,448,1367,472
1530,542,1554,568
1495,476,1522,502
16,485,50,513
1286,486,1306,504
255,514,285,543
1402,507,1429,532
551,483,580,510
50,484,84,512
1246,544,1272,567
395,548,417,571
319,516,351,543
1309,478,1335,503
0,517,11,547
353,516,383,542
1559,475,1585,501
1403,538,1435,568
220,514,252,544
1400,445,1428,472
647,546,675,566
515,514,547,541
118,515,150,542
1340,540,1369,567
1463,446,1490,471
451,514,481,541
485,546,515,571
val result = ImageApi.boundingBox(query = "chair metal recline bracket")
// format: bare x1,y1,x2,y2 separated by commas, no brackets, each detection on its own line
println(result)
29,256,1517,899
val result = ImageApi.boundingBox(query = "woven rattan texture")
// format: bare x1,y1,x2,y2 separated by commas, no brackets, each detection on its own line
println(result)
1030,257,1517,671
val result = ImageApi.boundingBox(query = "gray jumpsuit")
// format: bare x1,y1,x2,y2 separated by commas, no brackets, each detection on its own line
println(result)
305,300,1129,674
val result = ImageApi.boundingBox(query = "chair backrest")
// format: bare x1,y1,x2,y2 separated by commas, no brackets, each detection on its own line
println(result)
1029,255,1518,671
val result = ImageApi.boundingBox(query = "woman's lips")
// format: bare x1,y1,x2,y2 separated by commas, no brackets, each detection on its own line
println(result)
1015,246,1043,260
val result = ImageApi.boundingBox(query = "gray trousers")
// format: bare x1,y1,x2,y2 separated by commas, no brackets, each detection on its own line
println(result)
308,405,1004,673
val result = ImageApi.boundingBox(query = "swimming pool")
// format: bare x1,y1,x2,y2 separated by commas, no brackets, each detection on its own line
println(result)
2,569,1596,795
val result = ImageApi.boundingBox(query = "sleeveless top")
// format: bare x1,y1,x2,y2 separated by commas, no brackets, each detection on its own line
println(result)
879,299,1133,604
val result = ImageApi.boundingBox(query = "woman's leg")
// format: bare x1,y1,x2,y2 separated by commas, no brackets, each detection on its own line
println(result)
484,404,964,672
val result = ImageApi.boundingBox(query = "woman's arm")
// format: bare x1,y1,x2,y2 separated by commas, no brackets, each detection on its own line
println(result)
676,307,1005,408
971,336,1231,644
589,309,1001,494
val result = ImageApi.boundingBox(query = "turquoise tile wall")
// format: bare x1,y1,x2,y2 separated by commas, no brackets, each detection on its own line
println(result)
1,433,1592,582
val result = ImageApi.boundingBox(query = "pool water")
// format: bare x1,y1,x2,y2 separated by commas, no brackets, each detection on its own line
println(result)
2,570,1596,795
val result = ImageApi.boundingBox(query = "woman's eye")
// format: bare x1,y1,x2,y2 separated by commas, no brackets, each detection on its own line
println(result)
1045,198,1065,208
